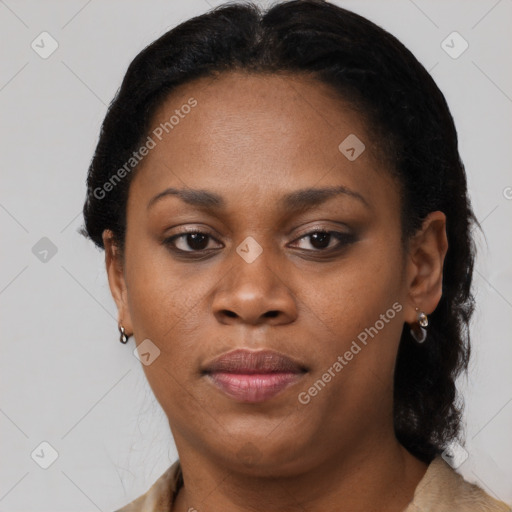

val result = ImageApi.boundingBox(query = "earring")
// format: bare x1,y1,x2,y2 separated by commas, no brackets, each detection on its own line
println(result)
118,324,129,344
410,308,428,343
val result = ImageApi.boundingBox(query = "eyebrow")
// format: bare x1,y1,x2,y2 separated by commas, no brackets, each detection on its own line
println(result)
147,185,369,211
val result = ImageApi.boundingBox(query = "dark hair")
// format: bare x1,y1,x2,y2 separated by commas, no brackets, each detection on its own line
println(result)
80,0,476,464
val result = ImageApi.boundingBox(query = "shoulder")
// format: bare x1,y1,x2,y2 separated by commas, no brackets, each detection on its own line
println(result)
111,456,511,512
404,455,511,512
113,459,182,512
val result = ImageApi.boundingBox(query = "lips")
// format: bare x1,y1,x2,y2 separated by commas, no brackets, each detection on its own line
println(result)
203,349,306,374
202,349,307,403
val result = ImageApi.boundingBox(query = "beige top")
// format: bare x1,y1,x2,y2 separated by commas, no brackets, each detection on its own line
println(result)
115,455,511,511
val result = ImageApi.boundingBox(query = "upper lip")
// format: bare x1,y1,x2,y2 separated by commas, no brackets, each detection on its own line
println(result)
202,349,307,374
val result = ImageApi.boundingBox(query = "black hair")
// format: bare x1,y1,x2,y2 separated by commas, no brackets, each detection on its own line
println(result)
80,0,476,464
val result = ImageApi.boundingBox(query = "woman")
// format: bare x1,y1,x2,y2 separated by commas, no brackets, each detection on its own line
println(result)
80,1,511,510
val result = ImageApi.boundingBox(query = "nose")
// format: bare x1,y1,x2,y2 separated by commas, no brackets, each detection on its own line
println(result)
212,248,298,326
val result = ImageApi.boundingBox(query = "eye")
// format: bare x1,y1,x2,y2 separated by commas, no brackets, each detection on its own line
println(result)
163,231,222,253
163,228,356,256
290,230,356,251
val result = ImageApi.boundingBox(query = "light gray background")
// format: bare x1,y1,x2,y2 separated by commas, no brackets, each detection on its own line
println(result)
1,0,511,510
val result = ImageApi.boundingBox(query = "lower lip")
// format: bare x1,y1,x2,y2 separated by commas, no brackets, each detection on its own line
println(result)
206,372,304,403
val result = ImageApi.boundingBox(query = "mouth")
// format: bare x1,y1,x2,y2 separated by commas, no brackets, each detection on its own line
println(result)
202,349,307,403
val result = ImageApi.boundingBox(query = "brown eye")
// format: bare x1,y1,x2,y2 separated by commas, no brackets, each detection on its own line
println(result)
291,230,356,252
164,231,221,253
308,231,331,249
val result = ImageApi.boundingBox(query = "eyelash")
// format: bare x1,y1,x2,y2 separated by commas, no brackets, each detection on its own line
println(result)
162,228,356,257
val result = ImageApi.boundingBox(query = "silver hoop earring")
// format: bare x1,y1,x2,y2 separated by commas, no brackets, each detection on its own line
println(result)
118,324,129,344
410,308,428,343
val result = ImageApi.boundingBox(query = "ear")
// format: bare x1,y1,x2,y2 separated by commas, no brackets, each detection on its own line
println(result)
404,211,448,325
103,229,133,335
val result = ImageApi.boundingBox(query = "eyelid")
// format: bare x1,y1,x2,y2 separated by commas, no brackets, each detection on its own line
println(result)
164,224,222,240
288,222,353,241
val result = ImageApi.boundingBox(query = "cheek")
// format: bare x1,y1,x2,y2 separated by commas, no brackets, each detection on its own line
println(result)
125,251,213,418
124,246,214,410
306,242,404,342
125,239,205,335
298,236,406,408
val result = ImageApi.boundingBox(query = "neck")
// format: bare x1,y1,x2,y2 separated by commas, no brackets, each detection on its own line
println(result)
172,434,428,512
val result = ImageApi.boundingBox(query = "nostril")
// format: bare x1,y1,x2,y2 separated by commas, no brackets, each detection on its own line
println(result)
264,311,279,318
223,310,237,318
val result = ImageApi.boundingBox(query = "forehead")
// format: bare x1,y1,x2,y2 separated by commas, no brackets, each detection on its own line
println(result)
129,71,396,215
146,71,369,163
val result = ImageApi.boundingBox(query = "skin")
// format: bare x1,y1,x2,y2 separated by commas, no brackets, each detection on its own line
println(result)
103,72,448,512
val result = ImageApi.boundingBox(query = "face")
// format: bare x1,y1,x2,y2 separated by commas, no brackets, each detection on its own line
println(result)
104,72,446,476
